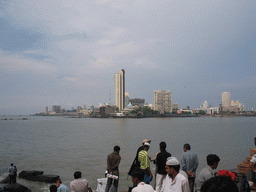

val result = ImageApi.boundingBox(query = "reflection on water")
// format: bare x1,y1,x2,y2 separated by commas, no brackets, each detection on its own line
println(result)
0,116,255,191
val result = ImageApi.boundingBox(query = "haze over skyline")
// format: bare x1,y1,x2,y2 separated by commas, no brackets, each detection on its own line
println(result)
1,0,255,115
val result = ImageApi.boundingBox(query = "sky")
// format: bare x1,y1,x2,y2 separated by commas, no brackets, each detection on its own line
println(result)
0,0,255,115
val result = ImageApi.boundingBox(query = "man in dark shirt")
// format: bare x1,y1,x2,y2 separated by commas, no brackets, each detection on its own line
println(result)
105,146,121,192
153,141,171,192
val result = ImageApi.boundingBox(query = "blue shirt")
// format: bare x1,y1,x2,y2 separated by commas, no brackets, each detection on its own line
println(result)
181,150,198,177
8,166,16,176
58,184,69,192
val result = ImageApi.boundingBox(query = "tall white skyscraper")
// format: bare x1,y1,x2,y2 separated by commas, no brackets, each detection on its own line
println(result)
115,69,125,111
154,90,172,113
222,92,231,108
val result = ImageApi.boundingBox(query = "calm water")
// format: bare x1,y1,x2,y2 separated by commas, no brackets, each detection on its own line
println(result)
0,115,255,191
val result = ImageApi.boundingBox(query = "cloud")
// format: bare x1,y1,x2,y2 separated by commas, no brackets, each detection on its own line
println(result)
0,50,56,75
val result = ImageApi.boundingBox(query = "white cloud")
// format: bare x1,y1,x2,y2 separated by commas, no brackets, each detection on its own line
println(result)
0,50,56,75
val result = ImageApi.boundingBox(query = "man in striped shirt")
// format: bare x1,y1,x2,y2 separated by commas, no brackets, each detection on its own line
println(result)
70,171,93,192
138,142,153,184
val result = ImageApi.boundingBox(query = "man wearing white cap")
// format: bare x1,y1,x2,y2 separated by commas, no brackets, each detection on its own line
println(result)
138,142,153,184
161,157,190,192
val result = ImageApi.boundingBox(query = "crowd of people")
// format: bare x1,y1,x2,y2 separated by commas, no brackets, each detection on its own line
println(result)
9,137,256,192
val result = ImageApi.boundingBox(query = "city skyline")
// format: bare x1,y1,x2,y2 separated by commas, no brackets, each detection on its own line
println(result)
1,1,255,115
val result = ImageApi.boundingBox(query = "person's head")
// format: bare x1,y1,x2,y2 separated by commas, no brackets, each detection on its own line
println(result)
74,171,82,179
201,175,239,192
183,143,191,152
55,178,62,187
114,145,120,152
50,185,57,192
143,142,150,151
160,141,167,151
166,157,180,176
142,139,151,145
207,154,220,169
11,163,13,166
131,169,144,185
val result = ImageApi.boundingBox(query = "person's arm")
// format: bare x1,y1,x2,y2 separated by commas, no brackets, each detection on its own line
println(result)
70,183,75,192
108,156,121,173
153,152,159,164
181,153,186,171
191,154,199,174
146,167,153,178
181,180,190,192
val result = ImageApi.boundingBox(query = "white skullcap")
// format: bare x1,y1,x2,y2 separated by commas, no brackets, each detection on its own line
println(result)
166,157,179,165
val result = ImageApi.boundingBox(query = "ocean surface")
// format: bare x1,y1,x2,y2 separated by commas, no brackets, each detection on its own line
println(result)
0,115,255,191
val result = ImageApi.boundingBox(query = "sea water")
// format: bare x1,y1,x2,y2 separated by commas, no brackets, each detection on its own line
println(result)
0,115,255,191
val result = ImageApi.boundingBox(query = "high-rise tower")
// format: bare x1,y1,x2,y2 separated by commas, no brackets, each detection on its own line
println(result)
115,69,125,111
222,92,231,108
154,90,172,113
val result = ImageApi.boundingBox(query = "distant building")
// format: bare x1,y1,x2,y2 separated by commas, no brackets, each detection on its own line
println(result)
99,105,117,117
115,69,125,111
201,100,209,109
52,105,61,113
45,107,48,113
222,92,231,108
80,109,90,116
129,98,145,106
154,90,172,113
172,103,179,112
206,107,219,115
125,92,130,108
231,100,244,111
77,106,82,113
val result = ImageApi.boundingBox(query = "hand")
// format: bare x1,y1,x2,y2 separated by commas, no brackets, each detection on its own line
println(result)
188,171,194,177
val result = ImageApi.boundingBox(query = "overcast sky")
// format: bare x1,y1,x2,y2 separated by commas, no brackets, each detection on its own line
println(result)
1,0,255,115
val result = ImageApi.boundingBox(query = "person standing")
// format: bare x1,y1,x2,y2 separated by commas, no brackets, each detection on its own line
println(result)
70,171,93,192
196,154,220,192
8,163,16,184
181,143,198,192
129,139,151,176
131,169,154,192
105,146,121,192
138,142,153,184
153,141,171,192
161,157,190,192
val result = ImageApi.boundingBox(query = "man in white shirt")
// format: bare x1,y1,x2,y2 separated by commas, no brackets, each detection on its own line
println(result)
70,171,92,192
131,169,154,192
161,157,190,192
196,154,220,192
